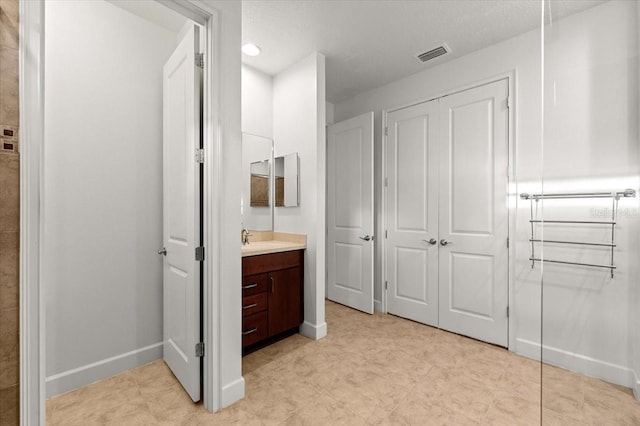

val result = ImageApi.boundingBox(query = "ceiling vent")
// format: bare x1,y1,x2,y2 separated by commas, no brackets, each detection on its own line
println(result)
416,44,450,63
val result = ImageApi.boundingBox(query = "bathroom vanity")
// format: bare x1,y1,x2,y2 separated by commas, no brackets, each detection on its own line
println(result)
241,233,306,353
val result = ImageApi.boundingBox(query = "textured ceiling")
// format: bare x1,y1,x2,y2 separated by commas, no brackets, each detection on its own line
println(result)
242,0,607,103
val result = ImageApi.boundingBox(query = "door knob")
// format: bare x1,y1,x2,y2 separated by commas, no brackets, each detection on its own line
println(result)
422,238,437,245
440,239,453,246
359,235,373,242
158,247,167,256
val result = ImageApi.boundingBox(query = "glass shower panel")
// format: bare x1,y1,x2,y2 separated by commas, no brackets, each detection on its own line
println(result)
541,0,640,423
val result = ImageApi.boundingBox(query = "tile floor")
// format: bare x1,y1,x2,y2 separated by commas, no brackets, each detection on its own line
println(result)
46,301,640,425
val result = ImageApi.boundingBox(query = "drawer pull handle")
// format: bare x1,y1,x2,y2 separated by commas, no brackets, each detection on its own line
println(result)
242,283,258,290
242,328,257,336
270,276,275,293
242,303,257,310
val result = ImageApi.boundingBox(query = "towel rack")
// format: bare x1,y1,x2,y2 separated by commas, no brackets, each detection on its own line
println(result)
520,189,635,200
519,188,636,278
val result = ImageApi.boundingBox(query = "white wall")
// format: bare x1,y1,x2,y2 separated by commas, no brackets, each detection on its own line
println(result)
273,52,327,339
334,0,639,389
43,0,178,395
241,64,273,138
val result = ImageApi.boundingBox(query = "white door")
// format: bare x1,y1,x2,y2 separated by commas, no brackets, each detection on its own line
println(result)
438,79,509,347
327,112,374,314
386,100,440,326
162,24,202,402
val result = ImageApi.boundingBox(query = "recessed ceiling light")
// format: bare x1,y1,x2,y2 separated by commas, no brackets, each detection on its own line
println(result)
242,43,261,56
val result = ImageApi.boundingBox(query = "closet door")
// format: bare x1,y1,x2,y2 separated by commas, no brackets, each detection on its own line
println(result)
385,100,439,326
438,79,509,347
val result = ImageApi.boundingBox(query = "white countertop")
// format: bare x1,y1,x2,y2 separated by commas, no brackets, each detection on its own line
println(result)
241,234,306,257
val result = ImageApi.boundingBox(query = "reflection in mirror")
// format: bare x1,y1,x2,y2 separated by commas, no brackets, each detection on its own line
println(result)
250,160,270,207
242,133,273,231
274,153,299,207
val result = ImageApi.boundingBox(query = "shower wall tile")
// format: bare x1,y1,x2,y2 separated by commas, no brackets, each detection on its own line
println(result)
0,385,19,425
0,307,18,389
0,155,19,233
0,0,18,50
0,1,19,424
0,349,17,390
0,243,18,310
0,47,18,127
0,232,17,249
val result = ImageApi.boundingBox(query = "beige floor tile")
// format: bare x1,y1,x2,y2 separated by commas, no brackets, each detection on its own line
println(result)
182,406,264,426
486,393,541,426
45,301,640,425
281,393,367,426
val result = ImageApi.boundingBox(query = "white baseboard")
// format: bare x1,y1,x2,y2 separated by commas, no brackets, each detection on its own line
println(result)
221,377,245,408
45,342,163,398
300,321,327,340
516,338,631,388
374,299,383,313
632,370,640,401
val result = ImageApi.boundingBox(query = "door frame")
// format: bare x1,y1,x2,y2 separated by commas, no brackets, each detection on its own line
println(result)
381,72,517,350
19,1,231,423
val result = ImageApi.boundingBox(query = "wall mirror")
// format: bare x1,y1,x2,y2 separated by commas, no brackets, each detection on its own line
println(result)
274,152,299,207
242,133,273,231
250,160,270,207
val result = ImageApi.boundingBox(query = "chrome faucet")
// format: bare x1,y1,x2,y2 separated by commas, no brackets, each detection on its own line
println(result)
242,228,252,245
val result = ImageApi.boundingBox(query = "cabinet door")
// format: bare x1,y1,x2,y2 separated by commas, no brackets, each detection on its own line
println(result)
268,267,303,336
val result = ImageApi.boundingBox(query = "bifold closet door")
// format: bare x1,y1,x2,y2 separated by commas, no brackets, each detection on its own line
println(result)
385,100,440,326
327,112,375,314
438,79,509,347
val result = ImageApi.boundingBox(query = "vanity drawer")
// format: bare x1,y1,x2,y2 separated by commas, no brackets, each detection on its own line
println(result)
242,250,303,276
242,311,268,347
242,273,268,296
242,293,267,317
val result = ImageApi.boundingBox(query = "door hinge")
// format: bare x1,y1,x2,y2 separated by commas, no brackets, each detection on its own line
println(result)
385,281,388,290
385,230,388,239
195,246,205,261
506,237,509,248
384,126,388,137
195,53,204,69
384,177,388,187
506,97,511,109
195,342,205,357
506,306,510,318
195,148,205,164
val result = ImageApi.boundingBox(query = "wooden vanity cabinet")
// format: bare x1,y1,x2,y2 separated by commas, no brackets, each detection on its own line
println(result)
242,250,304,352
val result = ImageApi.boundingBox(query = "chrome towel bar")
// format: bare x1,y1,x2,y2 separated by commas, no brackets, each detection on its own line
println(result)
520,189,635,200
521,189,636,278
